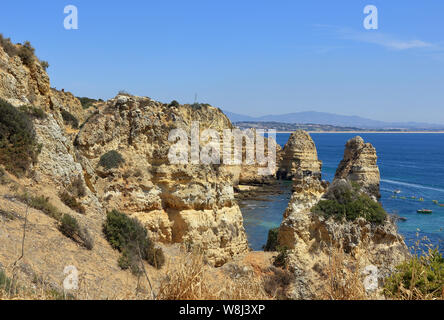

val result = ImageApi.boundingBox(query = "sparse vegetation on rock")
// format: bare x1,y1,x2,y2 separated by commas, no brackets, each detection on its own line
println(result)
76,97,97,109
0,99,41,177
61,109,79,129
168,100,180,108
17,193,62,221
59,214,94,250
59,191,86,214
264,228,279,252
99,150,125,170
311,179,386,224
18,105,47,119
384,245,444,300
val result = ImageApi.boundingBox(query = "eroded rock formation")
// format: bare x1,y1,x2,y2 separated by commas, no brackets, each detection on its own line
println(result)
75,95,249,266
277,130,322,182
334,136,381,199
277,135,408,299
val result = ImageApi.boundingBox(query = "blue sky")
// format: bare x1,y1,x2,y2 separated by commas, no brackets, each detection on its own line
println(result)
1,0,443,123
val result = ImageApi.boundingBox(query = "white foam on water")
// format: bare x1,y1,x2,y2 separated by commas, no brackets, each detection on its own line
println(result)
381,179,444,193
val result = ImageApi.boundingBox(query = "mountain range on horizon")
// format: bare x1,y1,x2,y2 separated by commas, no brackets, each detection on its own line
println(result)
223,110,444,130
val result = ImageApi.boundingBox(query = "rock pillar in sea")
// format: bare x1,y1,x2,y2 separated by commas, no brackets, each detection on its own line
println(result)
277,130,323,182
334,136,381,200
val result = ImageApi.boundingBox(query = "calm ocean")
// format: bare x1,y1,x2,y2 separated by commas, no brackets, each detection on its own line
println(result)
240,133,444,251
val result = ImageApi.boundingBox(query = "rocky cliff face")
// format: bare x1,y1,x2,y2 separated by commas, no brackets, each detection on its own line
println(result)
334,136,381,199
0,44,93,195
278,135,408,299
75,95,249,266
0,45,50,109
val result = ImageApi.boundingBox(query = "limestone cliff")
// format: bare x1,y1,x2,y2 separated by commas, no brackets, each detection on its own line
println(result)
277,130,322,182
0,43,94,197
277,135,408,299
75,95,249,266
334,136,381,199
0,45,50,109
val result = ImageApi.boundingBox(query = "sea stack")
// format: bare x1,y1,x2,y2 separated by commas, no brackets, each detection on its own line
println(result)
334,136,381,200
277,130,322,182
277,135,408,299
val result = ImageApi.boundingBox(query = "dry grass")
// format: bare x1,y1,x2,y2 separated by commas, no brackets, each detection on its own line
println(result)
156,251,269,300
317,247,367,300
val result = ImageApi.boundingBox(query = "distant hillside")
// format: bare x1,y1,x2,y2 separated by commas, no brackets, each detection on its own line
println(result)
235,121,364,132
225,111,444,130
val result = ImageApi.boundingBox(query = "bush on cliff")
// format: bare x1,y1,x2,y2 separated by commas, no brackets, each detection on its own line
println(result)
59,191,86,214
264,228,279,252
99,150,125,170
0,99,41,177
103,210,165,273
168,100,180,108
384,246,444,300
59,214,94,250
61,109,79,129
18,105,47,119
0,35,48,70
76,97,97,109
311,180,386,224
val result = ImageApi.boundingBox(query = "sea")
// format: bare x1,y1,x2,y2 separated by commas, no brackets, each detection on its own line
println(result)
240,133,444,252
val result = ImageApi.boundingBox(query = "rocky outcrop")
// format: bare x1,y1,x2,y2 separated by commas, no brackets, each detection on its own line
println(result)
50,88,86,124
277,136,408,299
277,130,322,182
0,41,98,209
0,45,50,109
75,95,249,266
334,136,381,199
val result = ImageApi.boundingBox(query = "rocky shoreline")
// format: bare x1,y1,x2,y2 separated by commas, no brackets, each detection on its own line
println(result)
0,37,411,299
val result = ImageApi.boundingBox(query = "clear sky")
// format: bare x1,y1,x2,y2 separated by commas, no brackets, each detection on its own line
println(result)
1,0,443,123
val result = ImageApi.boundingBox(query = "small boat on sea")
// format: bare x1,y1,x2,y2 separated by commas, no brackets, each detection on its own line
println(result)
417,209,433,214
411,196,417,199
433,200,439,204
394,190,401,194
440,204,444,207
419,197,424,202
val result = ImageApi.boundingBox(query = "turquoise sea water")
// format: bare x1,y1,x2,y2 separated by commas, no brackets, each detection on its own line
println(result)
241,133,444,251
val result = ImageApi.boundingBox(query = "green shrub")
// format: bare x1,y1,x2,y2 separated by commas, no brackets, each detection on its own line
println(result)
18,193,62,221
60,214,80,239
384,248,444,299
0,99,41,177
67,174,87,198
61,109,79,129
40,60,49,71
99,150,125,170
59,191,86,214
273,246,289,268
76,97,97,109
168,100,180,108
18,105,47,119
311,180,386,224
59,214,93,250
0,34,18,57
17,41,35,67
264,228,279,252
103,210,165,273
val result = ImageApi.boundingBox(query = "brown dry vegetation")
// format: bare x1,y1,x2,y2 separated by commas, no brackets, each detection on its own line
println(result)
156,250,270,300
